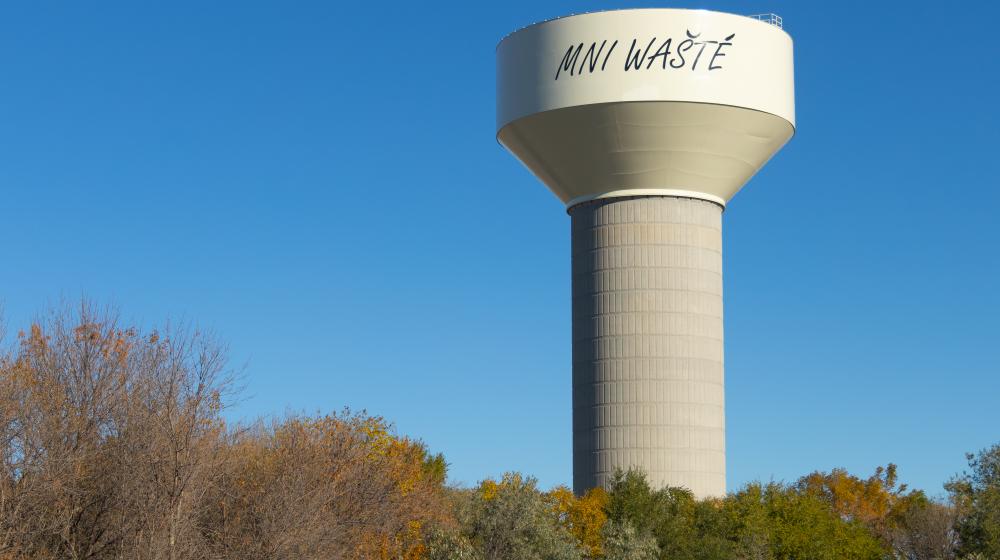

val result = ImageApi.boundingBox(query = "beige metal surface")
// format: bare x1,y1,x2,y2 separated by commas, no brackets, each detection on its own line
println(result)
498,101,793,208
496,8,795,208
497,8,795,128
572,197,725,497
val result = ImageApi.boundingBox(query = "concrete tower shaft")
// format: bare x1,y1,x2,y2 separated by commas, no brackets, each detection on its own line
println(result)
571,197,724,497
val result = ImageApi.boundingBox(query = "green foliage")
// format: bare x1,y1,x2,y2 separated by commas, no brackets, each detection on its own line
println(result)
453,473,584,560
604,469,731,560
603,470,886,560
603,469,664,535
725,482,885,560
425,526,482,560
947,443,1000,557
420,447,449,486
601,519,659,560
796,463,929,549
722,482,773,559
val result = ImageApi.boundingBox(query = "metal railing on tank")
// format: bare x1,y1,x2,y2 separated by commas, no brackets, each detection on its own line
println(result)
748,13,783,29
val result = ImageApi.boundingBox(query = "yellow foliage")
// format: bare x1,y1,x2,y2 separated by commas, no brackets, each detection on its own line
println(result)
222,413,448,559
478,473,540,503
547,486,608,558
352,507,433,559
480,479,500,501
361,415,395,458
798,463,924,545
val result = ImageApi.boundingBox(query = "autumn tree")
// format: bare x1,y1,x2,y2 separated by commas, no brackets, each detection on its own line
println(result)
0,302,452,560
0,303,234,559
201,412,451,559
548,485,608,558
797,464,929,547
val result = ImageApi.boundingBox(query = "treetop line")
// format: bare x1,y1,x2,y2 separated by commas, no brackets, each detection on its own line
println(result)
554,31,737,80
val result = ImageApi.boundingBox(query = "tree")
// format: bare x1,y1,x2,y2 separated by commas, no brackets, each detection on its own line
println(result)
891,501,958,560
0,302,982,560
200,412,451,560
454,473,583,560
0,303,235,559
601,520,659,560
725,482,885,560
722,482,774,560
548,485,608,558
797,463,928,548
0,303,452,560
424,526,481,560
946,443,1000,558
604,469,731,560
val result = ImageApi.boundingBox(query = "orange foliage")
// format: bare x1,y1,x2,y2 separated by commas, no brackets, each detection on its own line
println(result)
798,464,926,545
0,305,452,560
211,412,450,559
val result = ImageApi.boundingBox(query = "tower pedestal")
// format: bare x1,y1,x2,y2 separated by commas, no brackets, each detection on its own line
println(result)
570,196,725,498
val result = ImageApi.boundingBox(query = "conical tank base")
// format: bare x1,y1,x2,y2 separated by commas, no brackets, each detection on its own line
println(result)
500,101,793,208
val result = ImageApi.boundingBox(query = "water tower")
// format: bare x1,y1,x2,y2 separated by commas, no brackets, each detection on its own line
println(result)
496,9,794,498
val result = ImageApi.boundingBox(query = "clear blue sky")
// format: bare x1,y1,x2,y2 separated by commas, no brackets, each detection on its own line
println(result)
1,0,997,496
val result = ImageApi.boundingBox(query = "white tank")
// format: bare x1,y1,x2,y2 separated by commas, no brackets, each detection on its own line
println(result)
496,9,795,498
